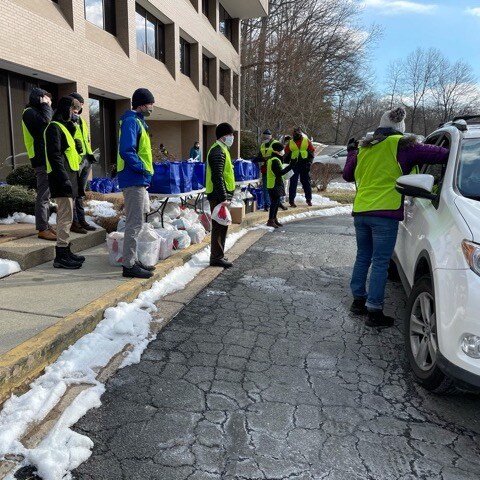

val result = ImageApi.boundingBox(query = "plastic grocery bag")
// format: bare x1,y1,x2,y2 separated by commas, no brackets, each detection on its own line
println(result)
164,203,181,220
198,212,212,232
136,223,160,267
171,218,192,230
157,236,172,260
172,230,191,249
180,207,199,224
186,225,206,244
282,163,294,180
106,232,124,267
211,203,232,226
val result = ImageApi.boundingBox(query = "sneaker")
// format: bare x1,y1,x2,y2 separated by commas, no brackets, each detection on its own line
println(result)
209,258,233,268
365,310,395,328
307,201,313,207
289,202,297,208
350,298,367,315
266,219,279,228
38,229,57,241
122,264,153,279
71,221,88,234
136,261,155,272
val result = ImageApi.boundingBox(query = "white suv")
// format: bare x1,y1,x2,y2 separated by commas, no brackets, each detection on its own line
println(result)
393,116,480,393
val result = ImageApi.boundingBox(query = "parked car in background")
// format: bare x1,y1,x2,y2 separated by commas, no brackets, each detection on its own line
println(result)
392,116,480,393
313,145,347,172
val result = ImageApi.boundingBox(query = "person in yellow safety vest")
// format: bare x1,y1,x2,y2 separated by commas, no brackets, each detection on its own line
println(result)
116,88,156,279
44,96,86,269
206,122,236,268
253,129,273,212
342,106,449,328
265,141,296,228
284,126,315,207
69,92,97,235
22,87,56,241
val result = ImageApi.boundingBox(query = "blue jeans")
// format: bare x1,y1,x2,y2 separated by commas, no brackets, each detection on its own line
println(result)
350,216,399,310
262,174,271,208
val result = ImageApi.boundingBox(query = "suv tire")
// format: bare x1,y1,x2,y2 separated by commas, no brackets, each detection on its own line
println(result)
405,275,456,394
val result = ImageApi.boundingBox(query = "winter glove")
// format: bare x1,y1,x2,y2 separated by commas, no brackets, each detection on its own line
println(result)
86,153,97,164
347,137,359,152
74,139,83,154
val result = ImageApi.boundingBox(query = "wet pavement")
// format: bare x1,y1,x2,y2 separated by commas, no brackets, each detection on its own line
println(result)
73,216,480,480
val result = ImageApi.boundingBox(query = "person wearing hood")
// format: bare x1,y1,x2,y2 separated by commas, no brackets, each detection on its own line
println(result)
22,87,55,241
284,126,315,207
44,95,86,269
117,88,155,279
265,141,296,228
69,92,97,234
206,122,236,268
343,106,449,328
253,129,274,212
189,141,202,162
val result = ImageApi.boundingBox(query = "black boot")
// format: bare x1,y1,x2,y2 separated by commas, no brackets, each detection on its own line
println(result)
350,298,367,315
209,258,233,268
366,310,394,328
53,246,82,269
123,263,153,278
66,243,85,263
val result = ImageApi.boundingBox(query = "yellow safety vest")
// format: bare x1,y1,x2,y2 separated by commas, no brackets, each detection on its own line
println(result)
117,117,154,175
354,135,403,213
44,121,81,174
22,108,35,159
266,156,283,188
206,141,235,194
260,141,273,160
289,137,309,160
74,117,93,156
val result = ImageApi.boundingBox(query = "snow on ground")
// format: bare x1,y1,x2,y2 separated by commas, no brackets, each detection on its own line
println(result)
294,193,338,206
0,259,21,279
327,182,356,191
83,200,117,218
0,213,56,225
0,205,351,480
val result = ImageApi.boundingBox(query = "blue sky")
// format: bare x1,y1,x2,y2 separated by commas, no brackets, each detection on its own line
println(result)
358,0,480,91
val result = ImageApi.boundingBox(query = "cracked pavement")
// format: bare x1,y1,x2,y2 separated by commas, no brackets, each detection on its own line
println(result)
72,216,480,480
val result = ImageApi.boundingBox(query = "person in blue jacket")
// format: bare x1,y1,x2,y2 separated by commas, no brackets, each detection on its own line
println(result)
117,88,155,279
189,141,202,162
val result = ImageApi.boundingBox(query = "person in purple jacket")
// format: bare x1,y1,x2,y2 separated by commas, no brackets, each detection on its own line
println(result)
343,106,449,328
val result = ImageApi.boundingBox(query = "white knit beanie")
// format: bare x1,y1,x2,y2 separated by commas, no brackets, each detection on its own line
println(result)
379,106,406,133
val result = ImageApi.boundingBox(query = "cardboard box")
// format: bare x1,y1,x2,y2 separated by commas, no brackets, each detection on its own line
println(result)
229,204,245,224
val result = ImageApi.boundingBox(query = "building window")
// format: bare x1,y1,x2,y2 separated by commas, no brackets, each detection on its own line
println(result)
220,67,230,100
202,0,209,16
85,0,116,35
180,38,191,77
135,4,165,63
233,73,239,109
202,55,210,88
219,5,232,42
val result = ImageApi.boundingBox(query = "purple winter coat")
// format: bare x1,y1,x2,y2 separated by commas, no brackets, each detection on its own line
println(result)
342,130,449,221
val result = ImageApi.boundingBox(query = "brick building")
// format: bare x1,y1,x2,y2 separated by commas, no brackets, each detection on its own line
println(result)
0,0,267,180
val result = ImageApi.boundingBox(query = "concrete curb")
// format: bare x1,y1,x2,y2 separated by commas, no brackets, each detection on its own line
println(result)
0,204,333,404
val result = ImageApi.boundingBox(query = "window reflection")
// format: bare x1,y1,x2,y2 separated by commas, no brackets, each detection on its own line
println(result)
85,0,103,29
458,139,480,199
135,4,165,63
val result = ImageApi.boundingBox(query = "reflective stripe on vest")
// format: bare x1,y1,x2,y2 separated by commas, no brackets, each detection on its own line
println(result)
22,108,35,159
205,141,235,194
117,118,154,175
289,137,309,159
74,117,93,156
266,156,282,189
44,121,81,174
353,135,403,213
260,141,273,159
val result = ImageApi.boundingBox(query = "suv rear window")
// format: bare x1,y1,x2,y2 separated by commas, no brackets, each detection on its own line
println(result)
457,138,480,200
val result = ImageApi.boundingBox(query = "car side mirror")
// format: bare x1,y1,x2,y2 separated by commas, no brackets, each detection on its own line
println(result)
395,174,437,200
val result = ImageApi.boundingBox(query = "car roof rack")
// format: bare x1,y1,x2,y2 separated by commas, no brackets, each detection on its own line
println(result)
452,114,480,123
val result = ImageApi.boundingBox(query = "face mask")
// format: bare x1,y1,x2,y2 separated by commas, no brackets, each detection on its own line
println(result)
280,150,285,156
143,107,153,117
72,113,79,122
223,135,234,148
262,135,272,142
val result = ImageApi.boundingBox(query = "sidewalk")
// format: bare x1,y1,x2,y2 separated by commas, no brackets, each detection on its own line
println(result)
0,204,334,404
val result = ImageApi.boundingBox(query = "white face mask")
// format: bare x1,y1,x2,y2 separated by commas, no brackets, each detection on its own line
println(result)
223,135,234,148
280,150,285,156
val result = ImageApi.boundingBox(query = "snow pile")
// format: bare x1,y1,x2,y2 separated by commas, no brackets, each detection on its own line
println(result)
327,182,356,191
280,205,352,223
84,200,117,218
294,193,339,206
0,259,21,279
0,213,35,225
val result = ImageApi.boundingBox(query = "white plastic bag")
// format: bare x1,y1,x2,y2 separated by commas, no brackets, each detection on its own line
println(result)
157,236,172,260
164,203,181,220
212,203,232,226
136,223,160,267
172,230,191,249
186,225,206,244
171,217,192,230
106,232,124,267
180,208,199,223
282,164,294,180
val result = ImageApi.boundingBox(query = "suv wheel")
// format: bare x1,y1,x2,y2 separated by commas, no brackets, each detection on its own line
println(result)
405,275,455,393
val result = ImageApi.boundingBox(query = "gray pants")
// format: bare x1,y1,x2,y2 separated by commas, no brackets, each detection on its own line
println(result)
122,186,147,268
34,165,51,231
55,197,73,247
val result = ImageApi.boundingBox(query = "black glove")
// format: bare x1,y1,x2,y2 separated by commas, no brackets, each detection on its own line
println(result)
86,153,97,164
74,139,83,154
347,137,359,152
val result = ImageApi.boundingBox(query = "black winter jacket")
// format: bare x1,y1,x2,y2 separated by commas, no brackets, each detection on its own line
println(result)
45,116,83,199
206,143,234,202
22,88,53,168
269,154,295,187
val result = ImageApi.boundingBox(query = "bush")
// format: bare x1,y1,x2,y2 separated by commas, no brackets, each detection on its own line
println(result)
311,163,338,191
6,165,37,190
240,130,258,159
0,185,36,218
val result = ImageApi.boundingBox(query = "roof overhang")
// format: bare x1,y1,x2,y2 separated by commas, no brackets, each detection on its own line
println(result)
221,0,268,19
